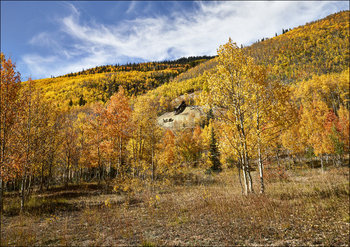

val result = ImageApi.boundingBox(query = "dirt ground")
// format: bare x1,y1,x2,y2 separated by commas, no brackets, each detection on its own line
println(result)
1,167,349,246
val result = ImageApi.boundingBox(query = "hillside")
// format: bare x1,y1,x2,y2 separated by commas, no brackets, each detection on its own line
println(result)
27,11,349,109
134,10,350,113
59,56,215,78
33,69,179,107
247,11,349,83
29,56,214,108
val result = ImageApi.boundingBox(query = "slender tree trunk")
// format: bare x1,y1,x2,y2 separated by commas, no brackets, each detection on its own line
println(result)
246,166,253,193
276,149,280,167
47,159,52,190
337,154,342,166
40,164,44,191
73,170,77,184
240,154,249,195
244,149,253,194
0,177,3,214
242,166,248,195
292,154,296,167
20,174,27,212
237,162,244,195
107,161,110,179
258,147,264,194
70,169,73,183
241,148,251,195
236,107,254,194
151,145,155,181
332,155,336,166
320,154,324,172
256,106,264,194
240,112,253,194
97,166,100,183
65,158,69,188
97,142,101,185
27,174,33,197
131,140,136,178
116,162,119,179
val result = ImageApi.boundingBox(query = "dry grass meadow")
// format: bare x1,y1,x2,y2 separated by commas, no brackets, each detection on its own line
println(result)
1,166,349,246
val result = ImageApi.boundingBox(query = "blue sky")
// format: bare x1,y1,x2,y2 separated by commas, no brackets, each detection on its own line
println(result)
1,1,349,80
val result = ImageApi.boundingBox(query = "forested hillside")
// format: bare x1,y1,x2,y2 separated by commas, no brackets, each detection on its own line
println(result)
114,10,350,115
247,11,349,83
26,11,349,109
31,56,214,108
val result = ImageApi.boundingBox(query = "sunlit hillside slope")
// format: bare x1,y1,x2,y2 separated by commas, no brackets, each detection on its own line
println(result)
247,10,349,83
29,11,349,109
29,57,214,108
142,10,349,112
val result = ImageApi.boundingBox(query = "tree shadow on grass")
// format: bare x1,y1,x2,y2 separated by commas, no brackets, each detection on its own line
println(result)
47,183,113,194
4,197,80,217
3,183,115,217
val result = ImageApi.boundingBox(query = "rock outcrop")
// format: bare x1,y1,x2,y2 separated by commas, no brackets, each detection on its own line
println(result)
174,101,187,115
158,105,205,129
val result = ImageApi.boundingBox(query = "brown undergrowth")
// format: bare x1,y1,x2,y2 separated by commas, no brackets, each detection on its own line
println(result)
1,167,349,246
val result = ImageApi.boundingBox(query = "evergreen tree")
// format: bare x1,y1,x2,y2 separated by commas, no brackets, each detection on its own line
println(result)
202,108,214,128
209,125,222,172
207,108,214,123
78,95,86,106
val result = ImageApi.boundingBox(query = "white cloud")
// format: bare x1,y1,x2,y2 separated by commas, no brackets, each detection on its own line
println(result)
22,54,58,78
22,1,349,78
126,1,137,14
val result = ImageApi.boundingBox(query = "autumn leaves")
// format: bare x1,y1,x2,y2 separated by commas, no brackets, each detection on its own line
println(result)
1,22,349,213
202,40,295,194
202,39,348,195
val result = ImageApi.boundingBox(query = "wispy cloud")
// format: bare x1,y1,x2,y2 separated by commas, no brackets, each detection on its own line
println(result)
126,1,137,14
22,1,348,79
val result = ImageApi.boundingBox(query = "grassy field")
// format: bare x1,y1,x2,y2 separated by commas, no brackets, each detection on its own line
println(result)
1,166,349,246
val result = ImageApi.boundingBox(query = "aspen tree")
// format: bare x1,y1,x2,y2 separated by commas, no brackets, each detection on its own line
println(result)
132,95,162,181
85,103,107,184
203,39,258,194
0,53,21,212
203,39,294,194
105,86,132,178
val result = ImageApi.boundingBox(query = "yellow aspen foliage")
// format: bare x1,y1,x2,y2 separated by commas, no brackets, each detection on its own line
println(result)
338,105,350,152
0,53,22,182
299,100,331,156
131,95,163,181
105,86,133,176
203,38,296,194
157,130,177,175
